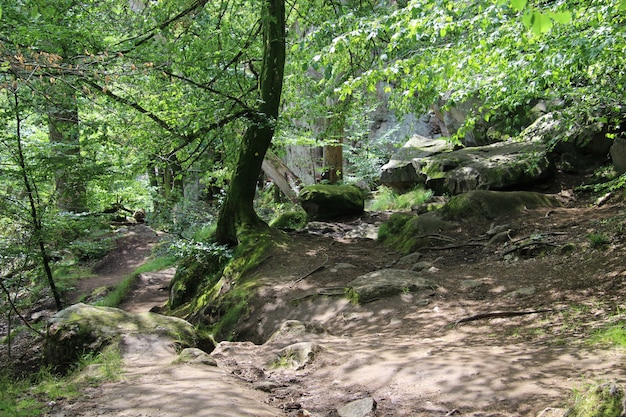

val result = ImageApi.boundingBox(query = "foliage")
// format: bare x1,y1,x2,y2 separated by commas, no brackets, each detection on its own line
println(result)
369,186,432,211
0,344,123,417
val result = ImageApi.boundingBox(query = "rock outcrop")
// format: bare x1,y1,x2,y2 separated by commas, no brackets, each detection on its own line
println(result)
44,303,196,370
299,184,365,220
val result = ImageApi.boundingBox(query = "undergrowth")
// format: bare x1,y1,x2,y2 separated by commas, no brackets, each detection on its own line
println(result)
368,186,432,211
0,344,123,417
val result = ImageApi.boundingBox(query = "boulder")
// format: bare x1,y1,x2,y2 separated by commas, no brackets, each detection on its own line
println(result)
299,184,364,220
380,135,455,190
266,320,327,344
267,341,324,370
610,137,626,173
423,139,553,195
44,303,196,370
442,190,562,221
346,269,436,304
381,135,553,195
175,348,217,366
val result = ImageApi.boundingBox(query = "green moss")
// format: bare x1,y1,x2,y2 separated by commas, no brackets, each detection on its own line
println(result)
442,190,562,220
299,184,364,220
178,227,285,342
378,212,454,254
569,383,624,417
269,209,308,230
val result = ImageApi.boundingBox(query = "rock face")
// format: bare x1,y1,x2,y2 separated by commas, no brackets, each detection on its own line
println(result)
381,136,553,194
381,110,613,193
299,184,365,220
44,303,196,370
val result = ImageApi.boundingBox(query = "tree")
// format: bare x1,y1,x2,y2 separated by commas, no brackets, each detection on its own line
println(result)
215,0,286,245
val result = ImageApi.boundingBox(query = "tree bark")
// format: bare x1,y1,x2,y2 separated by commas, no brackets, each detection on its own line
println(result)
48,87,87,213
216,0,286,245
322,97,346,184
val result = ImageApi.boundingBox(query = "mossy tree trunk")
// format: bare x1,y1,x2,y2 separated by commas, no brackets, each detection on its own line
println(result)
216,0,286,245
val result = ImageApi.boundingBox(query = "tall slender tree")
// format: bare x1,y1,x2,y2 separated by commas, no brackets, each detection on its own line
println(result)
215,0,286,245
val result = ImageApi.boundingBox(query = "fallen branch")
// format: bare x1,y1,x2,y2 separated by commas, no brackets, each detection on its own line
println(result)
446,308,558,329
294,253,329,283
417,242,486,251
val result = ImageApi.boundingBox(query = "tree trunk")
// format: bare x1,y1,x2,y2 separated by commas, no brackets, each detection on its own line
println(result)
14,90,64,310
48,88,87,213
216,0,286,245
322,98,346,184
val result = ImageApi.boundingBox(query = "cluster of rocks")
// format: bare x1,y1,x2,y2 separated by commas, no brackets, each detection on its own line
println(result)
380,110,617,194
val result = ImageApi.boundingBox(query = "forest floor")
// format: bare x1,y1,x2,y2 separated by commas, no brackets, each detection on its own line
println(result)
8,172,626,417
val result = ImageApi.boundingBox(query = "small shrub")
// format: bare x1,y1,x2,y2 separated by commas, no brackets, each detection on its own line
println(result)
588,233,611,249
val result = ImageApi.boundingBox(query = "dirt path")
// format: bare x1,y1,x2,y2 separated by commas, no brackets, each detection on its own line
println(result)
52,225,287,417
53,188,626,417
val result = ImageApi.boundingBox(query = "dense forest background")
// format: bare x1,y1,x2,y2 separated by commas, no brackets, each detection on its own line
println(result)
1,0,625,377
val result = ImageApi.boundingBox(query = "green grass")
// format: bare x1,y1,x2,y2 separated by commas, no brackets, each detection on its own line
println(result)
368,186,432,211
589,322,626,349
0,344,124,417
569,382,625,417
588,233,611,249
94,255,176,308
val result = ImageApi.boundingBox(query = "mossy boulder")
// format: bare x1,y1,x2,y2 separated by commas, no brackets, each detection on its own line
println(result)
299,184,365,220
381,135,554,195
45,303,196,371
378,211,456,254
442,190,562,220
270,209,308,230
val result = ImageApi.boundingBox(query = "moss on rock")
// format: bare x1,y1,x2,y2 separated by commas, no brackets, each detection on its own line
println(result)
442,190,562,221
378,211,456,254
299,184,364,220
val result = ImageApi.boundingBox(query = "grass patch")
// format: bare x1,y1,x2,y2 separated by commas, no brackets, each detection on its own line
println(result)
369,186,432,211
589,322,626,349
94,255,176,307
0,345,124,417
588,233,611,249
569,382,625,417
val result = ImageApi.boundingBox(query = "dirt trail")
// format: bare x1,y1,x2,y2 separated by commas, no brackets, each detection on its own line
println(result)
53,185,626,417
53,225,287,417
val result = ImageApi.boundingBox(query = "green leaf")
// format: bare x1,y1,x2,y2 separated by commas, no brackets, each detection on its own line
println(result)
549,11,572,24
511,0,527,12
620,0,626,10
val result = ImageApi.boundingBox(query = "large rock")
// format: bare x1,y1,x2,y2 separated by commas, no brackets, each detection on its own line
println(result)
45,303,196,370
610,137,626,173
422,139,553,195
381,109,613,193
383,136,554,195
299,184,365,220
380,135,455,190
442,190,563,221
346,269,436,304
